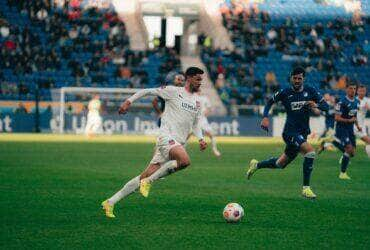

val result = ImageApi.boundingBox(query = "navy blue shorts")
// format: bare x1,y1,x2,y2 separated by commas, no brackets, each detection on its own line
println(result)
282,133,308,159
335,128,356,147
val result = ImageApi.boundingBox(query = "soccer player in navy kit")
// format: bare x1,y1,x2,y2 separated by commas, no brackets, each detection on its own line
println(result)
332,83,361,180
246,67,329,199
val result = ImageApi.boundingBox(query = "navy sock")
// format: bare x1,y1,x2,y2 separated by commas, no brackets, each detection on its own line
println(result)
303,157,314,186
257,157,279,169
341,153,350,173
332,141,345,153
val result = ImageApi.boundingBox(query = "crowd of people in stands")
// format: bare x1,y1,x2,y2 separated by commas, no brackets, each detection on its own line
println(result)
200,1,369,106
0,0,180,101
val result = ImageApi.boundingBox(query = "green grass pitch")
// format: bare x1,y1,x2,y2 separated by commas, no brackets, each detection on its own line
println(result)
1,134,369,249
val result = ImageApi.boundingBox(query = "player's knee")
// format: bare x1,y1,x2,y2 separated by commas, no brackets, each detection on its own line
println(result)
178,158,190,169
345,147,355,157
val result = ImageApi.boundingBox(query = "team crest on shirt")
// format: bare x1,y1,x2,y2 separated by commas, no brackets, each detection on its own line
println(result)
303,92,308,97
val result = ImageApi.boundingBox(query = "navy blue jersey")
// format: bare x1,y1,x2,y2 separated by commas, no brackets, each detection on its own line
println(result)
264,86,327,135
335,96,359,132
323,103,335,129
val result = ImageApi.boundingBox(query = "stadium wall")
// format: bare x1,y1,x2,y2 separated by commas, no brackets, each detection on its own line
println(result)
1,114,369,137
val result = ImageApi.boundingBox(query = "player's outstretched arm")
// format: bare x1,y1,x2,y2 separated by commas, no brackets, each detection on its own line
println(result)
193,109,207,151
118,100,131,114
261,98,275,131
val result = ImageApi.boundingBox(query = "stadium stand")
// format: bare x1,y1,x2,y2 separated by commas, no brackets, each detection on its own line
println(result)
0,0,368,110
0,0,181,102
201,0,369,105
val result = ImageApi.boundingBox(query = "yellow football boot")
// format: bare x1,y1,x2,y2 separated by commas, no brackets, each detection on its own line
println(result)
101,200,115,218
139,179,151,198
339,172,351,180
302,186,317,199
247,159,259,180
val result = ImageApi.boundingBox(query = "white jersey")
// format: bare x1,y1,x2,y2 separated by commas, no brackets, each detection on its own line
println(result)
88,99,101,116
128,86,203,144
357,96,370,126
197,95,211,118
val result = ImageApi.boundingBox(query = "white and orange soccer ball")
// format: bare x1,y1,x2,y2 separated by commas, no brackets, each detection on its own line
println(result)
223,203,244,223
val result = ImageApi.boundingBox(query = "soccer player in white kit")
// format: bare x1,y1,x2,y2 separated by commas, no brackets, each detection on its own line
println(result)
197,91,221,157
101,67,208,218
355,85,370,156
84,94,102,137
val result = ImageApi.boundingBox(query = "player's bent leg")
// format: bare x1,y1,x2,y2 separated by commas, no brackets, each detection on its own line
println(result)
300,142,317,198
169,145,191,171
339,145,354,180
139,145,190,197
247,154,291,180
103,173,144,218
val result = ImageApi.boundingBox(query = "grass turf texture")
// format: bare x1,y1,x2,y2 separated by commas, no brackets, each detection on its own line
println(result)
0,134,369,249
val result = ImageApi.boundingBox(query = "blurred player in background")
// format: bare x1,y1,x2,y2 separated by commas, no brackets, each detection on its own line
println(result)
84,94,102,137
152,73,185,127
196,90,221,157
318,93,336,151
246,67,329,199
355,85,370,157
330,83,361,179
101,67,207,218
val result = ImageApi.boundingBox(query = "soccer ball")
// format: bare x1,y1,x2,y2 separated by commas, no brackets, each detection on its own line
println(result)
223,203,244,223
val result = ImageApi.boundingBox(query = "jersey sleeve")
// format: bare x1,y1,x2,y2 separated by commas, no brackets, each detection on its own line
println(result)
335,101,344,115
311,88,324,103
128,86,177,103
272,89,284,102
263,89,283,117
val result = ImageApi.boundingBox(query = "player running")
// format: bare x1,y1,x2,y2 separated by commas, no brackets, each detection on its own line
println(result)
246,67,329,199
152,73,185,127
101,67,207,218
330,83,361,179
318,84,370,162
355,85,370,156
196,91,221,157
84,94,102,137
318,93,336,151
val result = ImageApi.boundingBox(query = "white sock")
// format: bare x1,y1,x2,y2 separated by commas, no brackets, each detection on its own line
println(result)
108,176,140,205
147,160,177,183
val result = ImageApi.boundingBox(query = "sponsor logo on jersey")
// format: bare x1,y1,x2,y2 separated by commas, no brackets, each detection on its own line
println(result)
291,101,306,110
181,102,198,112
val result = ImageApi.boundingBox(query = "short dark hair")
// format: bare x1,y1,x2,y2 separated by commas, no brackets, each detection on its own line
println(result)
185,67,204,78
358,84,366,89
290,67,306,77
346,82,357,88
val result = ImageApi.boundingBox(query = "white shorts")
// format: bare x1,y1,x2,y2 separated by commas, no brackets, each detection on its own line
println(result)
200,117,213,133
150,135,182,164
354,125,367,138
85,114,102,134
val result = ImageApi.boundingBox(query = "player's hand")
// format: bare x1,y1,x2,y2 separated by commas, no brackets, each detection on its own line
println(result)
356,125,362,132
348,117,357,123
118,100,131,115
305,101,318,109
261,117,269,131
199,139,207,151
